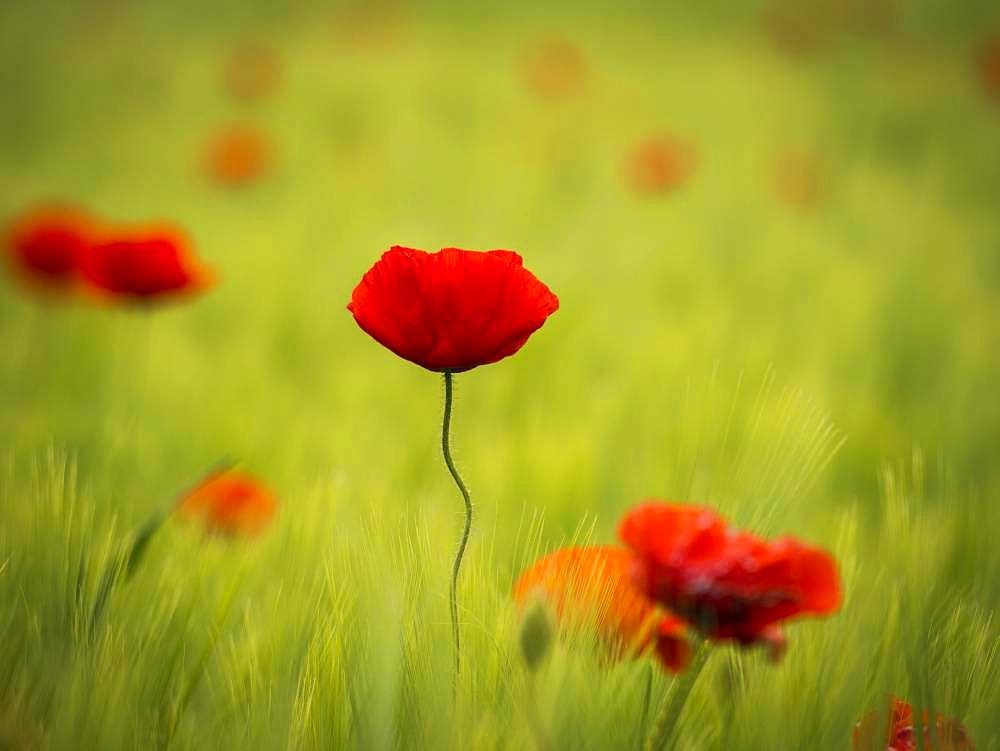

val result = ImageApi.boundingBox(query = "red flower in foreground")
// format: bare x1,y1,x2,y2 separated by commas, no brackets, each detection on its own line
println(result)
80,225,214,302
619,503,841,646
853,696,975,751
5,206,94,291
514,546,690,673
348,246,559,372
176,469,277,537
625,136,698,196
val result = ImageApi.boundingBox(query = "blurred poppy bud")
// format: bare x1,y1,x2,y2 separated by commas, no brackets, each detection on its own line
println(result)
519,594,555,670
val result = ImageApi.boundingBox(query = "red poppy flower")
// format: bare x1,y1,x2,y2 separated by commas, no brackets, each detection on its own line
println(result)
625,136,698,196
80,225,214,302
977,35,1000,104
852,696,974,751
203,125,272,188
176,469,277,537
347,246,559,372
514,546,690,673
618,502,841,646
5,206,94,291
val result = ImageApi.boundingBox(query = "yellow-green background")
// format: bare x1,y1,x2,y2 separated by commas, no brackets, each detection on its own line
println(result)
1,1,998,748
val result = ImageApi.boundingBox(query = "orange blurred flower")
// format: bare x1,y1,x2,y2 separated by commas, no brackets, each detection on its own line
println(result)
176,469,277,538
773,149,826,209
513,545,690,673
977,35,1000,104
79,224,214,303
5,205,95,293
203,125,272,188
625,135,698,196
853,696,974,751
521,36,587,101
224,43,283,103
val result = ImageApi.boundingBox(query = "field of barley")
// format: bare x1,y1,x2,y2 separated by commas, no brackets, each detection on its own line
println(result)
1,1,999,749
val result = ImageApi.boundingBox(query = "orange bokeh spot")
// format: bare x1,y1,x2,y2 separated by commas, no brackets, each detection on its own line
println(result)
203,125,272,188
176,469,278,538
625,135,698,196
521,36,588,101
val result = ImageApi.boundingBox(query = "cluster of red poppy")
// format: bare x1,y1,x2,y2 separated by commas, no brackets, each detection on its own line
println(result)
514,503,839,673
4,206,213,302
853,696,975,751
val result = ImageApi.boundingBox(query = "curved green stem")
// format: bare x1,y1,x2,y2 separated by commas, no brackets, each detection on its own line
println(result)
441,371,472,678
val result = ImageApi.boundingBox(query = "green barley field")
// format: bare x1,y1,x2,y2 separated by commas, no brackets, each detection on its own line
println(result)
2,1,999,748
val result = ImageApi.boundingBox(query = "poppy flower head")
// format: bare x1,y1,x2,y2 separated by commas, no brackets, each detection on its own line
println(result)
5,206,94,292
176,469,277,538
852,696,974,751
513,545,690,673
625,136,698,195
619,502,841,645
80,225,214,302
203,125,272,188
348,246,559,373
977,35,1000,104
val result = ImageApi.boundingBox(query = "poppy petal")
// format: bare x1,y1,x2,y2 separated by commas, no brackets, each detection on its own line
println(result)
348,246,558,372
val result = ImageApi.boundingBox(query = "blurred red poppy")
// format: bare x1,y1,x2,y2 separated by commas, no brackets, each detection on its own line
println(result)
224,43,282,103
521,36,587,101
625,136,698,195
80,225,214,302
618,502,841,647
203,125,272,188
348,246,559,372
5,206,94,292
513,546,690,673
977,35,1000,104
176,469,277,538
853,696,974,751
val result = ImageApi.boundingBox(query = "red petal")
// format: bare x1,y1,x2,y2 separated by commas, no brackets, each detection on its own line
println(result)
348,246,558,371
80,225,213,301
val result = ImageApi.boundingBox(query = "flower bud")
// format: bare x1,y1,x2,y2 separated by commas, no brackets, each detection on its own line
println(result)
519,595,554,670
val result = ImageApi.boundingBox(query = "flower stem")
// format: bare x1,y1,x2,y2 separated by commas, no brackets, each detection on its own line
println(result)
441,370,472,678
645,641,711,751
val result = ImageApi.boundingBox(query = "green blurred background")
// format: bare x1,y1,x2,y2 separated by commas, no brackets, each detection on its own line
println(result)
1,1,999,748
